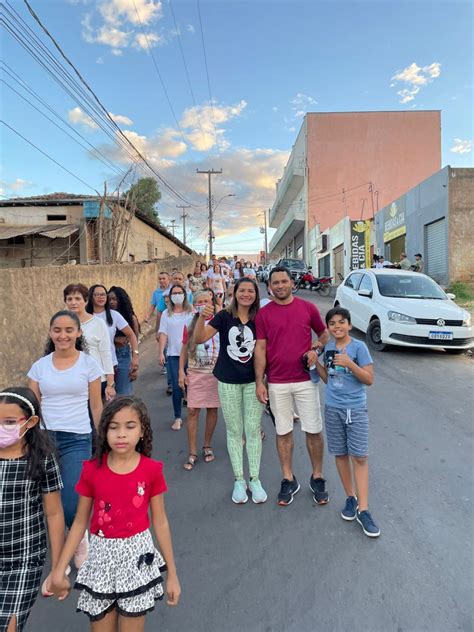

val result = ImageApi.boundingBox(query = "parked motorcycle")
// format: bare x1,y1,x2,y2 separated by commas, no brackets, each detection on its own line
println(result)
293,269,332,296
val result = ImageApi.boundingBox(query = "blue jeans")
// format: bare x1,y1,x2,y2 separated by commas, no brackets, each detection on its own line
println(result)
167,355,183,419
115,345,133,395
48,430,92,528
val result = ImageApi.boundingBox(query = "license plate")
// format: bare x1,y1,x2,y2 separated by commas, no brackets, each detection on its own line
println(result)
429,331,453,340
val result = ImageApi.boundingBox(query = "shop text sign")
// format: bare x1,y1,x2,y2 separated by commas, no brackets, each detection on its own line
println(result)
383,200,406,242
350,220,371,270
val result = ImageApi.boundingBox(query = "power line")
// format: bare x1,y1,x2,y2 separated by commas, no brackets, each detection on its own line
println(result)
196,0,220,156
1,120,99,193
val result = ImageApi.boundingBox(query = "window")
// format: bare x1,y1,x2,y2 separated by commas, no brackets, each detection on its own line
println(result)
47,214,67,221
344,272,363,290
154,248,158,257
358,274,373,294
129,254,135,262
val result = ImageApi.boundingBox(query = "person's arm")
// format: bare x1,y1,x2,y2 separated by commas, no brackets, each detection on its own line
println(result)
310,306,330,350
95,320,115,400
89,378,103,429
333,354,374,386
50,496,93,598
155,311,163,342
41,490,65,594
132,315,140,338
254,339,268,403
150,494,181,606
178,341,188,391
27,378,41,403
158,333,168,366
119,325,139,369
193,306,218,343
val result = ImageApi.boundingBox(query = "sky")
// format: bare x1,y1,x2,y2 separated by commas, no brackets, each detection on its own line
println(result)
1,0,472,255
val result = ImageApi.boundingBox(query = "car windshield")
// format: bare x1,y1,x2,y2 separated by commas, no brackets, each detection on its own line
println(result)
281,259,306,269
376,274,447,300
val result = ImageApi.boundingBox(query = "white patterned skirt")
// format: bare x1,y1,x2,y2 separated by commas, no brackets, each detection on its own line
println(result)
74,529,167,621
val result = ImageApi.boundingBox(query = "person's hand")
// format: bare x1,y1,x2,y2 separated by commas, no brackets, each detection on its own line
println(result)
178,371,188,391
131,356,139,370
155,333,160,344
256,381,268,404
200,304,214,319
128,364,139,382
166,575,181,606
333,351,352,368
306,350,318,366
49,571,71,601
105,385,116,401
159,353,166,367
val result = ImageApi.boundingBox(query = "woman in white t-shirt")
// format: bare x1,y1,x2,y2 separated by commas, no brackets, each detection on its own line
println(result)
63,283,115,401
207,263,225,308
158,284,194,431
243,261,257,279
86,284,139,395
27,310,103,569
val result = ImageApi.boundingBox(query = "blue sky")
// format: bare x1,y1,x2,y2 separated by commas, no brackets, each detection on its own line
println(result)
1,0,472,254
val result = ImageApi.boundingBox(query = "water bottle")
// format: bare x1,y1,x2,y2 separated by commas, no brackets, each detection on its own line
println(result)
309,364,320,383
333,365,345,389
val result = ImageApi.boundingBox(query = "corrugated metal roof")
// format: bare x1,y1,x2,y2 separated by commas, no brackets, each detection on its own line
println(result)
0,224,79,240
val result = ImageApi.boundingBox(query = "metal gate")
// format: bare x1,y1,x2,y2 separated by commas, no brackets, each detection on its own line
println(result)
425,218,447,283
333,245,344,283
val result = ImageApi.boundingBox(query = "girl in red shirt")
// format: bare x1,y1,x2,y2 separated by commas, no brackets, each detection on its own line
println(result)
50,397,181,628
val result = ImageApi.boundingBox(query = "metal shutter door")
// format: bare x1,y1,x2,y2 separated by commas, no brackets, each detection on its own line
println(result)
425,218,446,281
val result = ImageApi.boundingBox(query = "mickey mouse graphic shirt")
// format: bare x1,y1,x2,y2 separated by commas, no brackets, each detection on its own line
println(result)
75,455,167,538
209,310,257,384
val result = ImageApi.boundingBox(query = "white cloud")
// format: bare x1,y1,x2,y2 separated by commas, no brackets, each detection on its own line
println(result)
0,178,33,193
186,24,195,33
288,92,317,123
180,100,247,152
287,126,296,132
109,112,133,126
450,139,472,154
67,107,99,129
96,56,104,64
391,62,441,104
80,0,163,54
272,106,278,112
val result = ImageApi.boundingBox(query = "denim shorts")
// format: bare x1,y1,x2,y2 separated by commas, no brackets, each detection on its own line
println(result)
324,405,369,457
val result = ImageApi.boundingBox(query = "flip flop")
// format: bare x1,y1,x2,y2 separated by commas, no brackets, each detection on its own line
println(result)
202,446,215,463
183,454,198,470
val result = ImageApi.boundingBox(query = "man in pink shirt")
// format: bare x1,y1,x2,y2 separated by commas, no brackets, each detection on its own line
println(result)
254,267,330,506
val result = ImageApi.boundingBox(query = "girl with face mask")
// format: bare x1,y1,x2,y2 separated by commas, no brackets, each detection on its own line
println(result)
158,284,194,430
0,387,64,632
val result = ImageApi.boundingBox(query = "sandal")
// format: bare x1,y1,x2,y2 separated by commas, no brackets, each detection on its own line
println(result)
183,454,197,470
202,446,215,463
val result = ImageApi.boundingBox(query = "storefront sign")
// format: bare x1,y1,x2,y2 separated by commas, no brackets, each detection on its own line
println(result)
350,220,371,270
383,200,406,242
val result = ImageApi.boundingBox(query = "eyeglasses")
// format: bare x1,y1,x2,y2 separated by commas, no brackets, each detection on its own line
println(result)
93,293,107,298
0,416,27,430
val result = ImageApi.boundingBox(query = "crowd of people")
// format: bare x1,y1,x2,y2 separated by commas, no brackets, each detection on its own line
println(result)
0,255,381,632
372,251,424,271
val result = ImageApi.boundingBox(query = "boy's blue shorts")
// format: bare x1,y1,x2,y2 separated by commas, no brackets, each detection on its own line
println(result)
324,405,369,457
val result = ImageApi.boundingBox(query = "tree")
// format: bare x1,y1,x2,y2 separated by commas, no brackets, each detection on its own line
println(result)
124,177,161,222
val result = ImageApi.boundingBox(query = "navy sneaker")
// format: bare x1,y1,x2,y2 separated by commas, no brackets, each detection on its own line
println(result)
356,510,381,537
341,496,358,521
277,477,300,506
309,476,329,504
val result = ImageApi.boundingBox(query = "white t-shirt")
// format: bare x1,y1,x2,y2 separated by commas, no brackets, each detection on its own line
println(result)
28,352,102,433
243,267,256,278
158,311,194,356
81,315,114,379
95,310,129,366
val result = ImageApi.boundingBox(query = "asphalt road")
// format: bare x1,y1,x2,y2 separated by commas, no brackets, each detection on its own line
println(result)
30,288,473,632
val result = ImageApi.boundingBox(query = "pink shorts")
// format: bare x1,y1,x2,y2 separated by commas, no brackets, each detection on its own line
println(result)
187,370,220,409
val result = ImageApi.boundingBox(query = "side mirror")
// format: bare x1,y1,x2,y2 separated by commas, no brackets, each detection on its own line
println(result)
446,292,456,300
358,288,372,298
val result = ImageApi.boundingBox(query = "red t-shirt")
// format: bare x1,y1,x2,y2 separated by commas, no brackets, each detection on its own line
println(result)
255,297,326,383
75,454,167,538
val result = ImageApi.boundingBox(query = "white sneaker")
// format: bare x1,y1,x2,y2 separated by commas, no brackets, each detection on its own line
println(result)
171,418,182,431
74,530,89,569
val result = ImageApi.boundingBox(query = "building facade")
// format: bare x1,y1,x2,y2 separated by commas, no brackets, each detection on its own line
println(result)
269,111,441,279
0,194,192,268
374,166,474,286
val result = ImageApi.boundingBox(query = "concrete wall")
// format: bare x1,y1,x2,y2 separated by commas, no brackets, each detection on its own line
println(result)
0,255,195,388
306,111,441,232
448,168,474,284
123,215,186,262
0,204,83,225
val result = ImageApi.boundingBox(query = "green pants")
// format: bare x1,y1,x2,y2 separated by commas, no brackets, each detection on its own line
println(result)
218,381,264,480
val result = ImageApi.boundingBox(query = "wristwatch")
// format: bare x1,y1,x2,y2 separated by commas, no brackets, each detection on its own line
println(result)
133,350,140,355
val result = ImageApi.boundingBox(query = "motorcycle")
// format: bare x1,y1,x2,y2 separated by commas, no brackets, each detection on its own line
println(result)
293,269,332,296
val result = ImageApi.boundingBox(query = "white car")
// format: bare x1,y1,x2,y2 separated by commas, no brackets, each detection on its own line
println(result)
334,269,474,352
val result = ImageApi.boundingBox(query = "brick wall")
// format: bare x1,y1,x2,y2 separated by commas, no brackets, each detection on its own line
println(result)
0,255,195,388
448,168,474,284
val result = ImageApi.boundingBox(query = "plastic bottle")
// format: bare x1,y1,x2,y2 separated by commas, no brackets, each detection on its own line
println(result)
333,365,345,389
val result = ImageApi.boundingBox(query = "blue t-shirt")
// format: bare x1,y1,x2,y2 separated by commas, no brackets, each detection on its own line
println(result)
323,338,373,409
150,288,166,309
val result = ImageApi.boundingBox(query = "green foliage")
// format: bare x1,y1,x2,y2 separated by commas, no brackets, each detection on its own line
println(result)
449,282,474,302
125,177,161,223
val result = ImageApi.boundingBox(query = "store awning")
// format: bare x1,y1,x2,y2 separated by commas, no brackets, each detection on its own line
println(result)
0,224,79,240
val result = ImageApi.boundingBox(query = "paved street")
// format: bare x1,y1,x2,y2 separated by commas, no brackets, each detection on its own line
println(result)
31,288,473,632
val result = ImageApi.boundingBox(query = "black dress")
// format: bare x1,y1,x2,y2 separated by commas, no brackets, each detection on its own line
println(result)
0,454,62,632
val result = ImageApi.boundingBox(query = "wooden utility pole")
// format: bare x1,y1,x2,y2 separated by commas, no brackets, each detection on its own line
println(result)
196,168,222,259
176,204,191,245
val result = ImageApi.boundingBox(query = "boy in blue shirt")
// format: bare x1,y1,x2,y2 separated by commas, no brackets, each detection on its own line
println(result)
312,306,380,537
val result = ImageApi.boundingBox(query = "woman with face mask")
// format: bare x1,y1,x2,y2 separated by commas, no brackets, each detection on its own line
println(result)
158,284,194,431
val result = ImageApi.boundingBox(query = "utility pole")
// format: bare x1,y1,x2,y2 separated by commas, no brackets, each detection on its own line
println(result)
170,219,176,236
176,204,191,245
259,209,269,264
196,168,222,260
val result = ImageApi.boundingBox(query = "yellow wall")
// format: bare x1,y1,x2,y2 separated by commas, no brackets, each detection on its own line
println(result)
0,255,195,387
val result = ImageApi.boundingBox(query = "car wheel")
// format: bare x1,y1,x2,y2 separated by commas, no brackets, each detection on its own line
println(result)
366,319,387,351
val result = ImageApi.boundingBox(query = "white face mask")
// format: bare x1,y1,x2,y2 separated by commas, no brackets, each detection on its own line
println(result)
171,294,185,305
